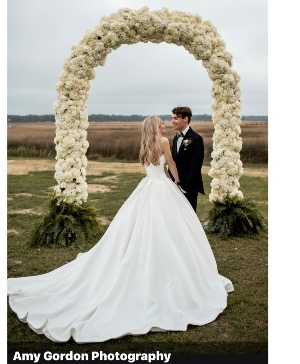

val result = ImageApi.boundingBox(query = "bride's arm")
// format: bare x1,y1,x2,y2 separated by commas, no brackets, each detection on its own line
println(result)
161,137,180,184
164,164,171,178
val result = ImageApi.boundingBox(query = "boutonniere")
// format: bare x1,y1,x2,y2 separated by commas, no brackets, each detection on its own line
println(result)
182,138,192,147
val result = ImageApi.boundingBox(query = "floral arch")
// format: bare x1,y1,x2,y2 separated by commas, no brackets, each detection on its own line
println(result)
53,6,243,206
32,7,265,245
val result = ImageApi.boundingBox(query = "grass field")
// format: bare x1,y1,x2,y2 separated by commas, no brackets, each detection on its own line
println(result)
7,121,268,164
7,158,268,355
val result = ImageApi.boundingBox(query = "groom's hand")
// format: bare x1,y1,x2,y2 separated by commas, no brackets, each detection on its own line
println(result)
179,186,187,194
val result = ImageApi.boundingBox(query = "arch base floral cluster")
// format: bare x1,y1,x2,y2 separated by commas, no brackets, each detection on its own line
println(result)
53,7,243,206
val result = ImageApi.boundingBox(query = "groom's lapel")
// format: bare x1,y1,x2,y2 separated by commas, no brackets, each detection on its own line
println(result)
173,135,178,160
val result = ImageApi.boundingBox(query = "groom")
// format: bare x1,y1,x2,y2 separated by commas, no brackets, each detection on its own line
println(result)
170,106,205,211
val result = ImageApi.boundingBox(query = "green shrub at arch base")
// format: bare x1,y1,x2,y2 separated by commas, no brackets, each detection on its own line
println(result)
206,198,267,238
30,197,102,247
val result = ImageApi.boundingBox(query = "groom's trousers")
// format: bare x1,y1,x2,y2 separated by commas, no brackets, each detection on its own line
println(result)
184,192,198,212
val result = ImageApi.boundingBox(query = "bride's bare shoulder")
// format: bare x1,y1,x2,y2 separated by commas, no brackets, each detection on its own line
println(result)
160,136,170,145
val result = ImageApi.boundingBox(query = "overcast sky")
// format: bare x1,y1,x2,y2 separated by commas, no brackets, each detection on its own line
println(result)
7,0,267,116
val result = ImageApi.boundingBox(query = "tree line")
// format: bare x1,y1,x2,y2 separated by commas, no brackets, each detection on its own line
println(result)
7,114,268,123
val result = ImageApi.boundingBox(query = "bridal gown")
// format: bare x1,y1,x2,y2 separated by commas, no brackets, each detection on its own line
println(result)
7,154,233,343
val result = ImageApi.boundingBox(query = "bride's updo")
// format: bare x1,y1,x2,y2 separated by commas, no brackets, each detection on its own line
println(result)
139,116,162,166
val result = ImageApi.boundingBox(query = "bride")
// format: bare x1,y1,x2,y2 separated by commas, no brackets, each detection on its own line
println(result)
7,115,233,343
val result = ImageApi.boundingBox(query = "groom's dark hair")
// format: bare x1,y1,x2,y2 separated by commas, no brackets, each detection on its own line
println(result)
172,106,192,124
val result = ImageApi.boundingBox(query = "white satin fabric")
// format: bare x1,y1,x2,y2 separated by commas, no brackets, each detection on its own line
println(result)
7,154,233,343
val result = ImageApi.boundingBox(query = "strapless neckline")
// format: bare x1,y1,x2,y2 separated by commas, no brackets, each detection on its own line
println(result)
145,154,166,167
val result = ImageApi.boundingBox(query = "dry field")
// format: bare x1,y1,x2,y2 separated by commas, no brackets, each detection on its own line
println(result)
7,121,268,163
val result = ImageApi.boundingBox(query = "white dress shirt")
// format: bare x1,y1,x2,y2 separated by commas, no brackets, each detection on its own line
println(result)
176,126,190,153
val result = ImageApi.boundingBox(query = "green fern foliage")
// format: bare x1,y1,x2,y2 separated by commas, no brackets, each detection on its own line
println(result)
208,198,267,238
30,197,102,247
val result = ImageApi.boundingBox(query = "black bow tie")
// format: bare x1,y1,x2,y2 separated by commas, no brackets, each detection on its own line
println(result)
177,132,184,138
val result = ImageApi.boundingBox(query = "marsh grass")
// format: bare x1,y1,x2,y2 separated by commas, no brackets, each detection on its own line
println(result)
8,121,268,163
7,163,267,354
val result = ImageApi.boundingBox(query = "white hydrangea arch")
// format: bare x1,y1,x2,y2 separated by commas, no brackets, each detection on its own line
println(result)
54,7,243,205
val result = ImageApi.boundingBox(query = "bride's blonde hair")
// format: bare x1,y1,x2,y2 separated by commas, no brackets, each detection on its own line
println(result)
139,116,162,166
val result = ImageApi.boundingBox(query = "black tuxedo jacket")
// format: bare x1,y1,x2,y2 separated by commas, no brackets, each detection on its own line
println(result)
171,127,205,195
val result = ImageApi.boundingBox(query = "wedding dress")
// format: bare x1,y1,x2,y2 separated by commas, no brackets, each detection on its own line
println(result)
7,154,233,343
